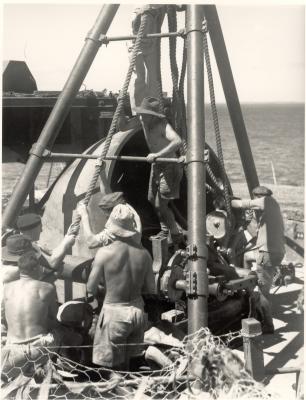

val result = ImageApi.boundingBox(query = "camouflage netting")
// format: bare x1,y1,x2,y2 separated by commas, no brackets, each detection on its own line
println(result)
1,328,276,400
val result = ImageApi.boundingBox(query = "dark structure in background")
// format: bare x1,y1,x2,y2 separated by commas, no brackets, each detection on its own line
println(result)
2,60,118,161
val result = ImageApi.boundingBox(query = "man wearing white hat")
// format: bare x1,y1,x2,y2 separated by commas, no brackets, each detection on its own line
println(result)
86,204,155,369
77,191,142,249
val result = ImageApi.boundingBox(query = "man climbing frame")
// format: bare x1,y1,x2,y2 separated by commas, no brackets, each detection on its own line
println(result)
136,97,184,245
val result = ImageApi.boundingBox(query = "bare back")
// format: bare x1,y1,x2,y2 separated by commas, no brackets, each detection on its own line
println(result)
87,240,155,304
4,279,57,341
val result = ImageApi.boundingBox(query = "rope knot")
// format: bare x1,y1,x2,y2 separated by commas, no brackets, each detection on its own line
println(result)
95,157,105,167
202,19,208,34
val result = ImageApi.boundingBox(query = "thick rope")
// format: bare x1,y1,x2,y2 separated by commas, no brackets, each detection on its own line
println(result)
167,5,179,131
167,5,187,156
69,13,149,235
202,19,232,221
155,9,164,114
178,40,188,154
207,164,225,195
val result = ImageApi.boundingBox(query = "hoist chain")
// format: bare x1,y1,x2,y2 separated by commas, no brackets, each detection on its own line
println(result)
69,12,149,235
202,18,232,221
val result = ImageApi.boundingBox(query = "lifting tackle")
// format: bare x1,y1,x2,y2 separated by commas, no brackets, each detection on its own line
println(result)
2,4,260,335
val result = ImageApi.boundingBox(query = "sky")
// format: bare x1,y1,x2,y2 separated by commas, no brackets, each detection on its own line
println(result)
2,2,305,103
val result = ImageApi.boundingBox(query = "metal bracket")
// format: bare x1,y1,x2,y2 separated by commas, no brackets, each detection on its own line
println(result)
29,143,51,159
185,149,209,165
185,270,197,296
85,30,104,46
98,34,109,45
186,244,198,260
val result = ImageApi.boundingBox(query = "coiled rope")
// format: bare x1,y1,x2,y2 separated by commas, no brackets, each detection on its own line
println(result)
202,18,232,221
69,12,149,235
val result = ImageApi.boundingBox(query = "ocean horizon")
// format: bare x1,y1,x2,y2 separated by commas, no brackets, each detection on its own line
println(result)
204,102,305,187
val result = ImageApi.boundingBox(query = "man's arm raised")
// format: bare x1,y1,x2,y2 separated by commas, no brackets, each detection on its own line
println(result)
231,196,265,211
76,203,103,248
47,228,76,269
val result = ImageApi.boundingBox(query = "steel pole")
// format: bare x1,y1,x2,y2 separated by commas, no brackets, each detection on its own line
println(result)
186,5,209,333
203,5,259,195
2,4,119,229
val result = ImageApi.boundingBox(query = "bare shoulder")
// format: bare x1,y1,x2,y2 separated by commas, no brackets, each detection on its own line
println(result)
36,280,56,298
165,121,181,139
93,245,114,264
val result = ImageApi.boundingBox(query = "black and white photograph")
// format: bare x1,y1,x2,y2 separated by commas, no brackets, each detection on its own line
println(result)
1,3,304,399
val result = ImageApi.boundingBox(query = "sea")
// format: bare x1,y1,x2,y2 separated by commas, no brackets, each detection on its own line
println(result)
204,103,305,187
2,103,305,196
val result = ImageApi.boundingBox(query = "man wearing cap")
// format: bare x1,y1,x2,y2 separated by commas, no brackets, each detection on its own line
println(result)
86,204,155,369
2,249,82,380
135,96,184,245
77,191,142,248
16,213,42,242
2,225,76,284
231,186,285,333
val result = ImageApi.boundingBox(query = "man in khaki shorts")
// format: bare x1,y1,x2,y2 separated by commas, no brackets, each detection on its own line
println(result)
231,185,285,333
136,97,184,245
86,204,155,369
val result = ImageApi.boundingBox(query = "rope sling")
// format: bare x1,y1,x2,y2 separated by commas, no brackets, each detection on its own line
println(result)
69,12,150,235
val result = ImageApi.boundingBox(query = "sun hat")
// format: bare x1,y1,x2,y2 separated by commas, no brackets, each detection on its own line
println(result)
2,234,41,263
135,97,165,119
105,204,137,238
98,192,125,210
16,213,41,231
57,301,93,329
252,186,273,197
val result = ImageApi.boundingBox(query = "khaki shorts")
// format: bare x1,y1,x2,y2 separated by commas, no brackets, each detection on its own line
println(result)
256,251,284,296
93,298,145,367
1,333,58,380
148,163,183,201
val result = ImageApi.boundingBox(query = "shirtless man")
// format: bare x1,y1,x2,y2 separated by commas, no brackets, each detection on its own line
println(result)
1,251,64,378
86,204,155,369
135,97,184,244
